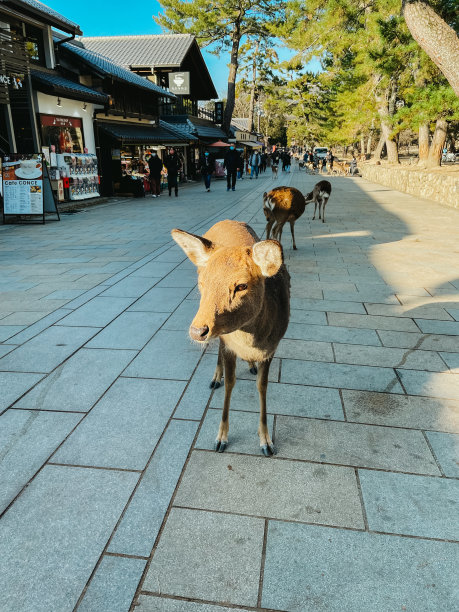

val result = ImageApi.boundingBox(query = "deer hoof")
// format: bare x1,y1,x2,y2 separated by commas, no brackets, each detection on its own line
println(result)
215,440,227,453
249,366,258,375
210,380,221,389
261,443,277,457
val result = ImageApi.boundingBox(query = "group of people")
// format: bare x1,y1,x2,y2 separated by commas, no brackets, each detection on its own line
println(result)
146,148,183,198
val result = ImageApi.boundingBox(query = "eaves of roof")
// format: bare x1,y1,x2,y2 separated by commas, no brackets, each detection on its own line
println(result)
31,69,108,104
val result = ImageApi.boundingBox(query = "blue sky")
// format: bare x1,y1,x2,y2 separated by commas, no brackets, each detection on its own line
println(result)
46,0,314,98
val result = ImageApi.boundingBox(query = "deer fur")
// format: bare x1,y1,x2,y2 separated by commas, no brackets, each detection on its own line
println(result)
171,220,290,456
306,180,332,223
263,186,307,250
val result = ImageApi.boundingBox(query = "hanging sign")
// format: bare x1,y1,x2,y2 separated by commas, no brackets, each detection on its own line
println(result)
168,72,190,95
2,154,44,215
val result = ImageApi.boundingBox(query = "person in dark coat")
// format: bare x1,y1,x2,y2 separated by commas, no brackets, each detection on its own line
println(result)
147,151,163,198
199,151,215,192
223,145,240,191
164,148,182,196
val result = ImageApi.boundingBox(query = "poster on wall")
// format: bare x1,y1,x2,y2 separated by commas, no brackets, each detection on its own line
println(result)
2,154,44,215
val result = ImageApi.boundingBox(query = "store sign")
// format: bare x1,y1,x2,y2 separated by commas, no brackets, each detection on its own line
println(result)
215,101,224,123
41,115,83,128
3,154,44,215
0,73,24,89
168,72,190,95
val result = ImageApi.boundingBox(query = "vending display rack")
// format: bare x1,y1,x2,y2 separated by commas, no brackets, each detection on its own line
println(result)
56,153,100,200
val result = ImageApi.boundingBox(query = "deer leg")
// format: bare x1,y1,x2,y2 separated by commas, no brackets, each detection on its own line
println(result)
312,200,318,220
265,218,274,240
249,360,258,375
322,197,328,223
257,358,276,456
215,348,236,452
289,219,297,250
276,222,285,244
210,340,224,389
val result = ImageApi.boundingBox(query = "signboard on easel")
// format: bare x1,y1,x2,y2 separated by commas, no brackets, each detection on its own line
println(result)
2,154,59,223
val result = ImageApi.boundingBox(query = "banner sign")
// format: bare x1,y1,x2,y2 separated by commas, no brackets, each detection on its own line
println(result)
40,115,83,128
168,72,190,95
2,154,44,215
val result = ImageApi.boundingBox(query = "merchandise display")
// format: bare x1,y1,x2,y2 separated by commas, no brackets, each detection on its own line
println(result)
56,153,100,200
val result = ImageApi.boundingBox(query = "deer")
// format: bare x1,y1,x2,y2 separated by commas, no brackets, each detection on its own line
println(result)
171,220,290,456
308,180,332,223
263,186,306,250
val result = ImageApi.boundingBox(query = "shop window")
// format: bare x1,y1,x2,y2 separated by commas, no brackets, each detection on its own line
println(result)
40,114,84,154
25,24,45,65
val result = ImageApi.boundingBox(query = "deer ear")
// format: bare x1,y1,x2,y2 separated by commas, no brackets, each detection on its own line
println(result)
252,240,284,277
171,229,214,267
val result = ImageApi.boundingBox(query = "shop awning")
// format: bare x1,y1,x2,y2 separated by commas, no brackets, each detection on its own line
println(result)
31,70,109,104
98,121,197,145
242,141,263,148
208,140,230,147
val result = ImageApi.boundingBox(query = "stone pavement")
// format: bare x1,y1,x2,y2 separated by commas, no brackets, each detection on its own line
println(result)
0,166,458,612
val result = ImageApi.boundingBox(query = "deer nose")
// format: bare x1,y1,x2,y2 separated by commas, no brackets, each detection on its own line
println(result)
190,325,209,342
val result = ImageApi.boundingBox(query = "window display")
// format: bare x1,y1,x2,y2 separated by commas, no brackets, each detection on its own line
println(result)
56,153,99,200
40,115,84,154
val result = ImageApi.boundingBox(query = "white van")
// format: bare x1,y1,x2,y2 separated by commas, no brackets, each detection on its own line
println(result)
313,147,329,159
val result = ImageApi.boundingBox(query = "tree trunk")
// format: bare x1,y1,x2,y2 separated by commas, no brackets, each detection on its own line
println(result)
247,39,259,134
366,119,375,155
402,0,459,97
372,133,385,161
375,82,399,164
360,134,365,156
418,122,429,164
426,119,448,168
223,26,241,134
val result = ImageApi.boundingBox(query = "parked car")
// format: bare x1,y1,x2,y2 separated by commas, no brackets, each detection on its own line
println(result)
442,152,458,163
313,147,329,160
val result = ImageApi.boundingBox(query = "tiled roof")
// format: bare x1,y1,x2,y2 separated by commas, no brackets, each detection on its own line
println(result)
61,41,175,99
159,120,197,142
231,118,251,132
161,115,227,141
98,121,197,144
15,0,81,33
31,70,109,104
79,34,195,69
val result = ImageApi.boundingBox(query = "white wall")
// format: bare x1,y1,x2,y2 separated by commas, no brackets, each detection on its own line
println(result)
36,92,102,153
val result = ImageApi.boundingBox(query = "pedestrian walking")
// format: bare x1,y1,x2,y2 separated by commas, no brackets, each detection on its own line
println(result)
249,150,261,179
164,148,182,197
147,151,162,198
199,151,215,192
224,145,240,191
349,155,359,176
327,150,334,172
284,151,291,172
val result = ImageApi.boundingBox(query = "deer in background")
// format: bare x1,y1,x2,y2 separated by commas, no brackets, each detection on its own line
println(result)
308,180,332,223
172,220,290,456
263,186,307,250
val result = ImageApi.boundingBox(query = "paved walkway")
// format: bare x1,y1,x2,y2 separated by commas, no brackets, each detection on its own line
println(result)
0,166,458,612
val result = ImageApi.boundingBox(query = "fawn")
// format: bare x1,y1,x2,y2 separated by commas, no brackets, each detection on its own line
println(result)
172,220,290,456
308,180,332,223
263,186,307,250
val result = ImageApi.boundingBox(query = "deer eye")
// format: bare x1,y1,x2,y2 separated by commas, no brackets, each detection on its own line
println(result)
235,283,248,292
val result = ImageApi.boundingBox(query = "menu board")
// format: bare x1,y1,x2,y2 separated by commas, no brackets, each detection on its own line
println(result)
2,154,44,215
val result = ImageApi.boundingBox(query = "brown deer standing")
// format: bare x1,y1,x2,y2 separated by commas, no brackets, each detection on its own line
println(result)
263,186,307,250
308,180,332,223
172,220,290,456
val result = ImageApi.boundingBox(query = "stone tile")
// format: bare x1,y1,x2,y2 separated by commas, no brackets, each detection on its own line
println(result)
275,416,440,474
108,419,198,556
446,307,459,321
285,322,381,346
289,309,328,325
323,290,399,304
0,409,82,513
0,325,25,341
342,390,459,433
162,299,201,331
397,369,459,401
281,359,402,393
440,352,459,372
0,465,139,612
365,303,454,320
43,289,87,300
175,450,364,529
128,286,190,312
143,508,264,607
131,260,180,277
195,409,275,455
236,356,280,382
100,276,160,298
136,596,250,612
290,297,366,314
415,318,459,335
16,348,136,412
261,521,459,612
60,286,103,309
379,330,459,352
156,268,197,288
333,343,446,371
0,344,15,358
85,312,168,350
0,311,48,325
425,431,459,477
174,353,215,419
0,372,43,414
0,326,100,373
359,470,459,540
209,379,344,420
328,312,419,332
56,297,134,327
78,555,146,612
53,378,185,470
275,338,334,362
